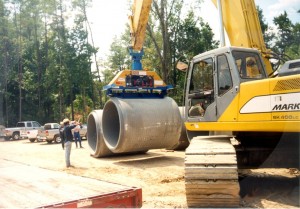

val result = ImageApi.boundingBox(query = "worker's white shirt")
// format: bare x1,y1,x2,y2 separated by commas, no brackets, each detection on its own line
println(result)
73,125,81,133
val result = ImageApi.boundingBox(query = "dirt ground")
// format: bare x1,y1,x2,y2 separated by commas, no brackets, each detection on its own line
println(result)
0,137,299,208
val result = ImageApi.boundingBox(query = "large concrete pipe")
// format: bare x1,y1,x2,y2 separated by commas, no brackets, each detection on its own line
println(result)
87,110,114,157
102,97,182,153
168,106,190,150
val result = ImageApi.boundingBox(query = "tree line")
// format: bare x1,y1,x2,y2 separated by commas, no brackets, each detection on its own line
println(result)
0,0,299,127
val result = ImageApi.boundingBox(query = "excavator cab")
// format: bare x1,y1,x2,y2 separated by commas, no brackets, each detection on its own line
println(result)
183,46,300,208
185,46,267,123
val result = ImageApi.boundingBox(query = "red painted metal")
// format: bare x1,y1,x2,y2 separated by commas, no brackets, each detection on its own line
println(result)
40,188,142,208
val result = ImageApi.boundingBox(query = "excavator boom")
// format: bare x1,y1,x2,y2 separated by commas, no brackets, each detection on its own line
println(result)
129,0,152,52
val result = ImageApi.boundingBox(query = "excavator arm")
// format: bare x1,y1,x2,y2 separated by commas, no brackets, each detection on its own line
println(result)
129,0,152,52
211,0,273,75
128,0,152,70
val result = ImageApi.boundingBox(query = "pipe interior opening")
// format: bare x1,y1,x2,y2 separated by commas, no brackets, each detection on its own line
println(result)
102,101,120,148
87,113,97,152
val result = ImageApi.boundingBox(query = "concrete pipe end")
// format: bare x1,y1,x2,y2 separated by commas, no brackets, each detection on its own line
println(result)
102,99,121,152
87,110,113,158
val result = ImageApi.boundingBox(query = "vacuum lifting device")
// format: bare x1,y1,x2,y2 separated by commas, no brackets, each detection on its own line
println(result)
103,0,172,98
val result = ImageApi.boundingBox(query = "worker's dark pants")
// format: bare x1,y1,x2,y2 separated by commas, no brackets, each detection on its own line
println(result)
74,132,82,148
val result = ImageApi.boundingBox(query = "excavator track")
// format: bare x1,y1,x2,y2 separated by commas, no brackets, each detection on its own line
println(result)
185,136,240,208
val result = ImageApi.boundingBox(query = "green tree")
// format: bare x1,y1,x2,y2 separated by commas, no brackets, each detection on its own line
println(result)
257,6,274,49
273,11,294,56
171,10,217,104
0,0,14,126
108,35,130,73
285,22,300,58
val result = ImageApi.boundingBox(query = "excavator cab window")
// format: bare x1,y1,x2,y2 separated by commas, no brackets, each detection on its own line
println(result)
217,54,233,96
232,50,266,79
188,58,214,117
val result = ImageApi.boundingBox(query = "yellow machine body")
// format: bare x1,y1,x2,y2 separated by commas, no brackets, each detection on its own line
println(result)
185,74,300,132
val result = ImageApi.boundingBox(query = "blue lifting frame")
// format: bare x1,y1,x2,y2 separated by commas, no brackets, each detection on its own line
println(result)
103,84,173,98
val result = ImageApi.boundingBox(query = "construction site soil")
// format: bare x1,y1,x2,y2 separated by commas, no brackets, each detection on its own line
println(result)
0,138,299,208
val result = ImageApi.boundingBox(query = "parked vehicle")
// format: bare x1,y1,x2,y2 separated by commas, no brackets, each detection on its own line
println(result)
21,129,41,142
0,125,5,138
79,124,87,140
4,121,42,140
37,123,61,144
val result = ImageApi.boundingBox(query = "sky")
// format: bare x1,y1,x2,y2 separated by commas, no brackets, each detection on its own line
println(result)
86,0,300,63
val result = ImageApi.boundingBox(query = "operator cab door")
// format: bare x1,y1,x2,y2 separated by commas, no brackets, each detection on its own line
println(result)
186,53,235,122
215,54,235,119
186,56,217,121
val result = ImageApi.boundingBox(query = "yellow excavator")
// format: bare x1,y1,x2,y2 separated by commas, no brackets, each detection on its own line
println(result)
182,0,300,207
123,0,300,207
87,0,299,207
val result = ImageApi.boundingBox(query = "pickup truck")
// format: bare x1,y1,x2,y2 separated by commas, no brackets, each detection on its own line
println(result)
21,129,41,142
37,123,87,144
4,121,42,140
37,123,61,144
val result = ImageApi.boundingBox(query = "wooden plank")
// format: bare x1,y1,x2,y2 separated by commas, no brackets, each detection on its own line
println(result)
186,199,240,206
186,138,236,154
185,167,237,173
186,148,236,154
185,186,240,196
187,194,239,199
185,154,237,165
185,173,237,180
185,180,238,187
0,159,142,208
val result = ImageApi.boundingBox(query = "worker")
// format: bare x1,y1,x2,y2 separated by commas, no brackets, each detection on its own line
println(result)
62,118,78,168
189,103,205,117
73,123,83,148
59,121,64,150
246,58,259,77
